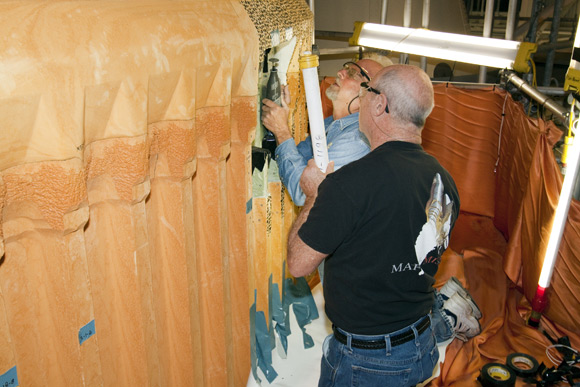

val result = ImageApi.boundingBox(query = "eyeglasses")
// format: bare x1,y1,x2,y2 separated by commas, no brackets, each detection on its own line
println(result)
343,62,371,81
360,81,381,95
360,82,389,114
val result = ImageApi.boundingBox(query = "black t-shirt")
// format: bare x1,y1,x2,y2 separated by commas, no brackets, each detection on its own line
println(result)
298,141,460,335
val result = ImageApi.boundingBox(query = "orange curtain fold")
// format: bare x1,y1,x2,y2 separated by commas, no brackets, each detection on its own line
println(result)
424,84,580,385
424,85,506,219
320,76,335,119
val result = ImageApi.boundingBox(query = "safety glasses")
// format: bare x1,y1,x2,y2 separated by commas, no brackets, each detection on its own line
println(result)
360,81,381,95
343,62,371,81
360,82,389,114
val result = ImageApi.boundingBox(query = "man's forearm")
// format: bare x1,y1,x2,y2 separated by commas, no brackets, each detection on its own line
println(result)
287,196,326,278
288,196,315,247
287,159,331,277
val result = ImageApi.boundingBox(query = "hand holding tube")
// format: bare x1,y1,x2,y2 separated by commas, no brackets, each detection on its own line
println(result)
300,159,335,199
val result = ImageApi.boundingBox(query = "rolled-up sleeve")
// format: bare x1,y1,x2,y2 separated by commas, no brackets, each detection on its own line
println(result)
275,137,312,206
275,114,369,207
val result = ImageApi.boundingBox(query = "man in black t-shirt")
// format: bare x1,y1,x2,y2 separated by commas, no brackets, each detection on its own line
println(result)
286,65,463,387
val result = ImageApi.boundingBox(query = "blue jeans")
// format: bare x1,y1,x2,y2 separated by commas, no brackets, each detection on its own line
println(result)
431,290,454,342
318,316,439,387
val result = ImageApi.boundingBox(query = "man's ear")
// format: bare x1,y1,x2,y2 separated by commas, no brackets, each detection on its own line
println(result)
373,94,387,117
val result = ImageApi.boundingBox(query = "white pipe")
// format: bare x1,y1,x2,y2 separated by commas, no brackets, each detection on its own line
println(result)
381,0,388,24
505,0,517,40
400,0,412,64
422,0,430,29
403,0,412,27
420,0,431,71
299,53,329,172
319,47,365,56
479,0,495,83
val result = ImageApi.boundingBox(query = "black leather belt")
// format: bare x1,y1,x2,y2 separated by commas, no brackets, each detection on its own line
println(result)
332,316,430,349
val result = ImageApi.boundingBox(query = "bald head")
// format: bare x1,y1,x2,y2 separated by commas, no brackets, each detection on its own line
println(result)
373,65,434,129
356,59,384,81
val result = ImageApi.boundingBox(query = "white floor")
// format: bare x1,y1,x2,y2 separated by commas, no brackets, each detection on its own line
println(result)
247,283,449,387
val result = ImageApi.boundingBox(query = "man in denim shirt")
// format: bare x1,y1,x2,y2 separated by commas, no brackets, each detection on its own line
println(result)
261,59,383,206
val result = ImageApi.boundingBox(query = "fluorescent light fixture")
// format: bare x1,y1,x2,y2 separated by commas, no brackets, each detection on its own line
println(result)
350,22,522,69
529,115,579,327
529,22,579,327
538,122,580,288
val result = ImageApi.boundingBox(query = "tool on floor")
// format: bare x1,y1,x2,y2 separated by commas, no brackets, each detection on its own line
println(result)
477,362,516,387
506,352,540,378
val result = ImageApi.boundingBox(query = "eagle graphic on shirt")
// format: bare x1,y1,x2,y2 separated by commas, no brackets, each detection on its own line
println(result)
414,173,454,275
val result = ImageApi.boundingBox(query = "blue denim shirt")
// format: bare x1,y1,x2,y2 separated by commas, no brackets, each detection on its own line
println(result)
275,113,370,206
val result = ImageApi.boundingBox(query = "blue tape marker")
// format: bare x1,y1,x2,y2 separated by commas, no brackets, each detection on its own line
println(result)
246,199,252,214
249,267,320,384
78,320,96,345
267,276,275,349
250,291,260,384
283,276,319,349
269,276,289,354
255,310,278,383
0,366,18,387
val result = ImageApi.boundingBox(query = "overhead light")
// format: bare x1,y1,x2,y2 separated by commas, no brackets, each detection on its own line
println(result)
349,22,536,71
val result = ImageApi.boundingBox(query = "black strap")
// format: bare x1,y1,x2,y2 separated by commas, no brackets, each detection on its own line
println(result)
333,316,430,350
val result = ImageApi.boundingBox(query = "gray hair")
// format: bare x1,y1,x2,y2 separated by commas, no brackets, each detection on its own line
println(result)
374,65,434,129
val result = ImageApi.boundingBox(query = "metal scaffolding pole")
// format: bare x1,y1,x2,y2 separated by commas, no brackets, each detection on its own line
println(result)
479,0,495,83
400,0,412,64
505,0,518,40
525,0,541,43
420,0,431,72
543,0,564,87
505,71,569,124
381,0,388,24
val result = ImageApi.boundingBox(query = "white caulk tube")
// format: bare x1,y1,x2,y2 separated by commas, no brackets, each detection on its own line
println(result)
299,52,329,172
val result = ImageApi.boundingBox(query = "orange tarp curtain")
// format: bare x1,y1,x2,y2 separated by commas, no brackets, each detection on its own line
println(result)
320,77,335,119
421,84,579,385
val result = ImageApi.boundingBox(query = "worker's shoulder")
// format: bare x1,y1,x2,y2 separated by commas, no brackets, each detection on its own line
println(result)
328,151,380,183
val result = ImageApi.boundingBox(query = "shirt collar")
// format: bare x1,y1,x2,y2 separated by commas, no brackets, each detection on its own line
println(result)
331,112,359,130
